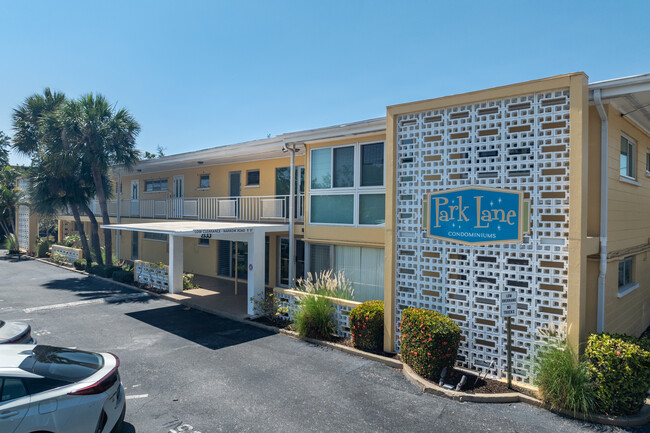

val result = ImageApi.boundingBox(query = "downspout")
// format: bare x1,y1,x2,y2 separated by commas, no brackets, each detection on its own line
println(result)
594,89,608,333
116,171,121,261
285,142,299,288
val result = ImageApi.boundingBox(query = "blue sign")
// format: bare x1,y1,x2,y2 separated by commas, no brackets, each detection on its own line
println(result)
426,187,526,245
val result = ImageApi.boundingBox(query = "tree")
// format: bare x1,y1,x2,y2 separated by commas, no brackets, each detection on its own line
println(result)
11,89,94,259
56,94,140,266
0,131,9,167
0,166,22,252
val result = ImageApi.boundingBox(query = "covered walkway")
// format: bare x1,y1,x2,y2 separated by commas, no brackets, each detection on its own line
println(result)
167,274,248,318
102,220,288,315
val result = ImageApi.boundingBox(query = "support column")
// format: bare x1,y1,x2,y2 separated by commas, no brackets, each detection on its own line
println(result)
247,229,266,316
168,235,184,294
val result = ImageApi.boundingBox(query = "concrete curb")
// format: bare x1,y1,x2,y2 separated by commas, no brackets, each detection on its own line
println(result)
402,363,650,427
29,257,650,427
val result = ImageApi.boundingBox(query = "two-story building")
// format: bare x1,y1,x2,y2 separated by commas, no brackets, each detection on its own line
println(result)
30,71,649,382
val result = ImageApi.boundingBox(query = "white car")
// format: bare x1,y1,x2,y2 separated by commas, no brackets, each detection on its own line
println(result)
0,344,125,433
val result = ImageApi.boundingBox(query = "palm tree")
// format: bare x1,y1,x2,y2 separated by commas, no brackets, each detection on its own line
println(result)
12,89,95,260
56,94,140,265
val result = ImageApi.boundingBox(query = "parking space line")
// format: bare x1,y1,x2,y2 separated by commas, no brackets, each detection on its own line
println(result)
125,394,149,400
23,293,150,313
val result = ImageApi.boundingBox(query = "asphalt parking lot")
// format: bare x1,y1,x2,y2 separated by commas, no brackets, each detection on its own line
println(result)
0,253,647,433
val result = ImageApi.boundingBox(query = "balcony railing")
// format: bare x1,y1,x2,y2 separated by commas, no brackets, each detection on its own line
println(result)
64,194,305,224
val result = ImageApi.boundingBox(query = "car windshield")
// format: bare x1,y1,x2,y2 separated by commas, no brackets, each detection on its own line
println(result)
27,345,104,383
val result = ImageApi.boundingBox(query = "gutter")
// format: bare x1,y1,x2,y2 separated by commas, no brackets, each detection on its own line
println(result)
593,89,608,333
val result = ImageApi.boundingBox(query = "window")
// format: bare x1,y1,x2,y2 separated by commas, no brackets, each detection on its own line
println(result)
617,256,639,297
310,142,385,226
144,179,168,192
143,232,168,241
307,243,384,302
247,170,260,186
198,237,210,246
199,174,210,189
217,240,247,280
646,152,650,174
620,135,636,179
1,378,28,402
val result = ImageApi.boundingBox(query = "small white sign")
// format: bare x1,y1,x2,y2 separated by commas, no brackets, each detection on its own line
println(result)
501,291,518,318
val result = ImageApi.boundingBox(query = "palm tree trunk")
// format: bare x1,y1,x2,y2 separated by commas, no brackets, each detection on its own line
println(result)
69,204,92,263
91,164,113,266
79,202,104,266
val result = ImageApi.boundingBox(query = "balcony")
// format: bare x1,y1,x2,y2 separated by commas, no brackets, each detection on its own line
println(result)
63,195,305,224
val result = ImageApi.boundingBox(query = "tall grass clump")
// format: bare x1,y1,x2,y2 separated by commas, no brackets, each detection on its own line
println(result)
293,295,335,340
534,324,595,416
295,270,354,300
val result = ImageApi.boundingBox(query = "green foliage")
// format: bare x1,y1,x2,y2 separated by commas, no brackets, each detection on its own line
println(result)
350,300,384,352
50,251,66,265
35,238,51,258
112,270,135,284
73,259,86,271
3,235,19,254
400,308,461,381
585,333,650,416
89,264,121,279
182,273,198,290
251,292,287,318
534,341,595,415
293,295,335,340
62,234,80,248
295,270,354,300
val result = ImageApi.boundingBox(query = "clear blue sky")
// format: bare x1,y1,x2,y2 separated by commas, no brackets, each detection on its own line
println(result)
1,0,649,165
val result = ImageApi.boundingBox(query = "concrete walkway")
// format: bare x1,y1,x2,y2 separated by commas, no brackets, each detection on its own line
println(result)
166,273,249,318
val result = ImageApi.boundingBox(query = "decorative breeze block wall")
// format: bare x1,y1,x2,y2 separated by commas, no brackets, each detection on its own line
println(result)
17,205,30,251
135,260,169,291
51,245,82,263
274,288,360,339
394,89,571,383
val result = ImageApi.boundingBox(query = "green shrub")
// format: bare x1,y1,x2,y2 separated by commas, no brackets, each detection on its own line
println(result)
534,341,595,415
62,234,80,248
101,265,122,279
35,239,50,258
112,270,134,284
585,333,650,416
350,300,384,352
183,273,198,290
400,308,460,381
293,295,335,339
73,259,86,271
89,264,104,275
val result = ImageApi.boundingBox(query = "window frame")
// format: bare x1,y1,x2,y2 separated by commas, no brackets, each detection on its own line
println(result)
198,174,210,190
617,256,639,297
645,151,650,176
198,237,210,247
246,169,260,187
309,140,385,227
144,178,169,193
620,134,637,181
143,232,168,242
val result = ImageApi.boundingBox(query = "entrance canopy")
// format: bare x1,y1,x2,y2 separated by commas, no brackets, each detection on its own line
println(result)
101,221,289,315
101,220,289,239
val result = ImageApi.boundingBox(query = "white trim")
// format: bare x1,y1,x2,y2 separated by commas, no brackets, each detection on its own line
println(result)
617,282,639,298
244,185,260,189
196,187,210,191
619,176,640,186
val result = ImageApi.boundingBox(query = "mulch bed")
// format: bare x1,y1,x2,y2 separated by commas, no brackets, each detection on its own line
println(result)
247,316,292,329
433,368,512,394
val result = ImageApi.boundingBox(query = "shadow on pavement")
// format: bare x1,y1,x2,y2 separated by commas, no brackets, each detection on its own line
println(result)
41,276,153,304
119,421,136,432
126,304,274,350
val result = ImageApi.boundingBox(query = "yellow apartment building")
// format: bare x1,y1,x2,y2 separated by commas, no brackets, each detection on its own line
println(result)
19,72,650,382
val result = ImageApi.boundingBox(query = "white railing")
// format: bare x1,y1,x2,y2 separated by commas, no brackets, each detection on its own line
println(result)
61,194,305,224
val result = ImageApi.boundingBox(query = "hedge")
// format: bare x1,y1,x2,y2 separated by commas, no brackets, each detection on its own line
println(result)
112,270,135,284
400,308,461,381
585,333,650,415
36,240,50,258
350,300,384,352
73,259,86,271
89,265,122,279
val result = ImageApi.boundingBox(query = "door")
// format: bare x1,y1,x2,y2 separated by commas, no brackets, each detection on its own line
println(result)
131,232,139,260
130,180,139,216
278,238,305,287
229,172,241,218
173,175,184,218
